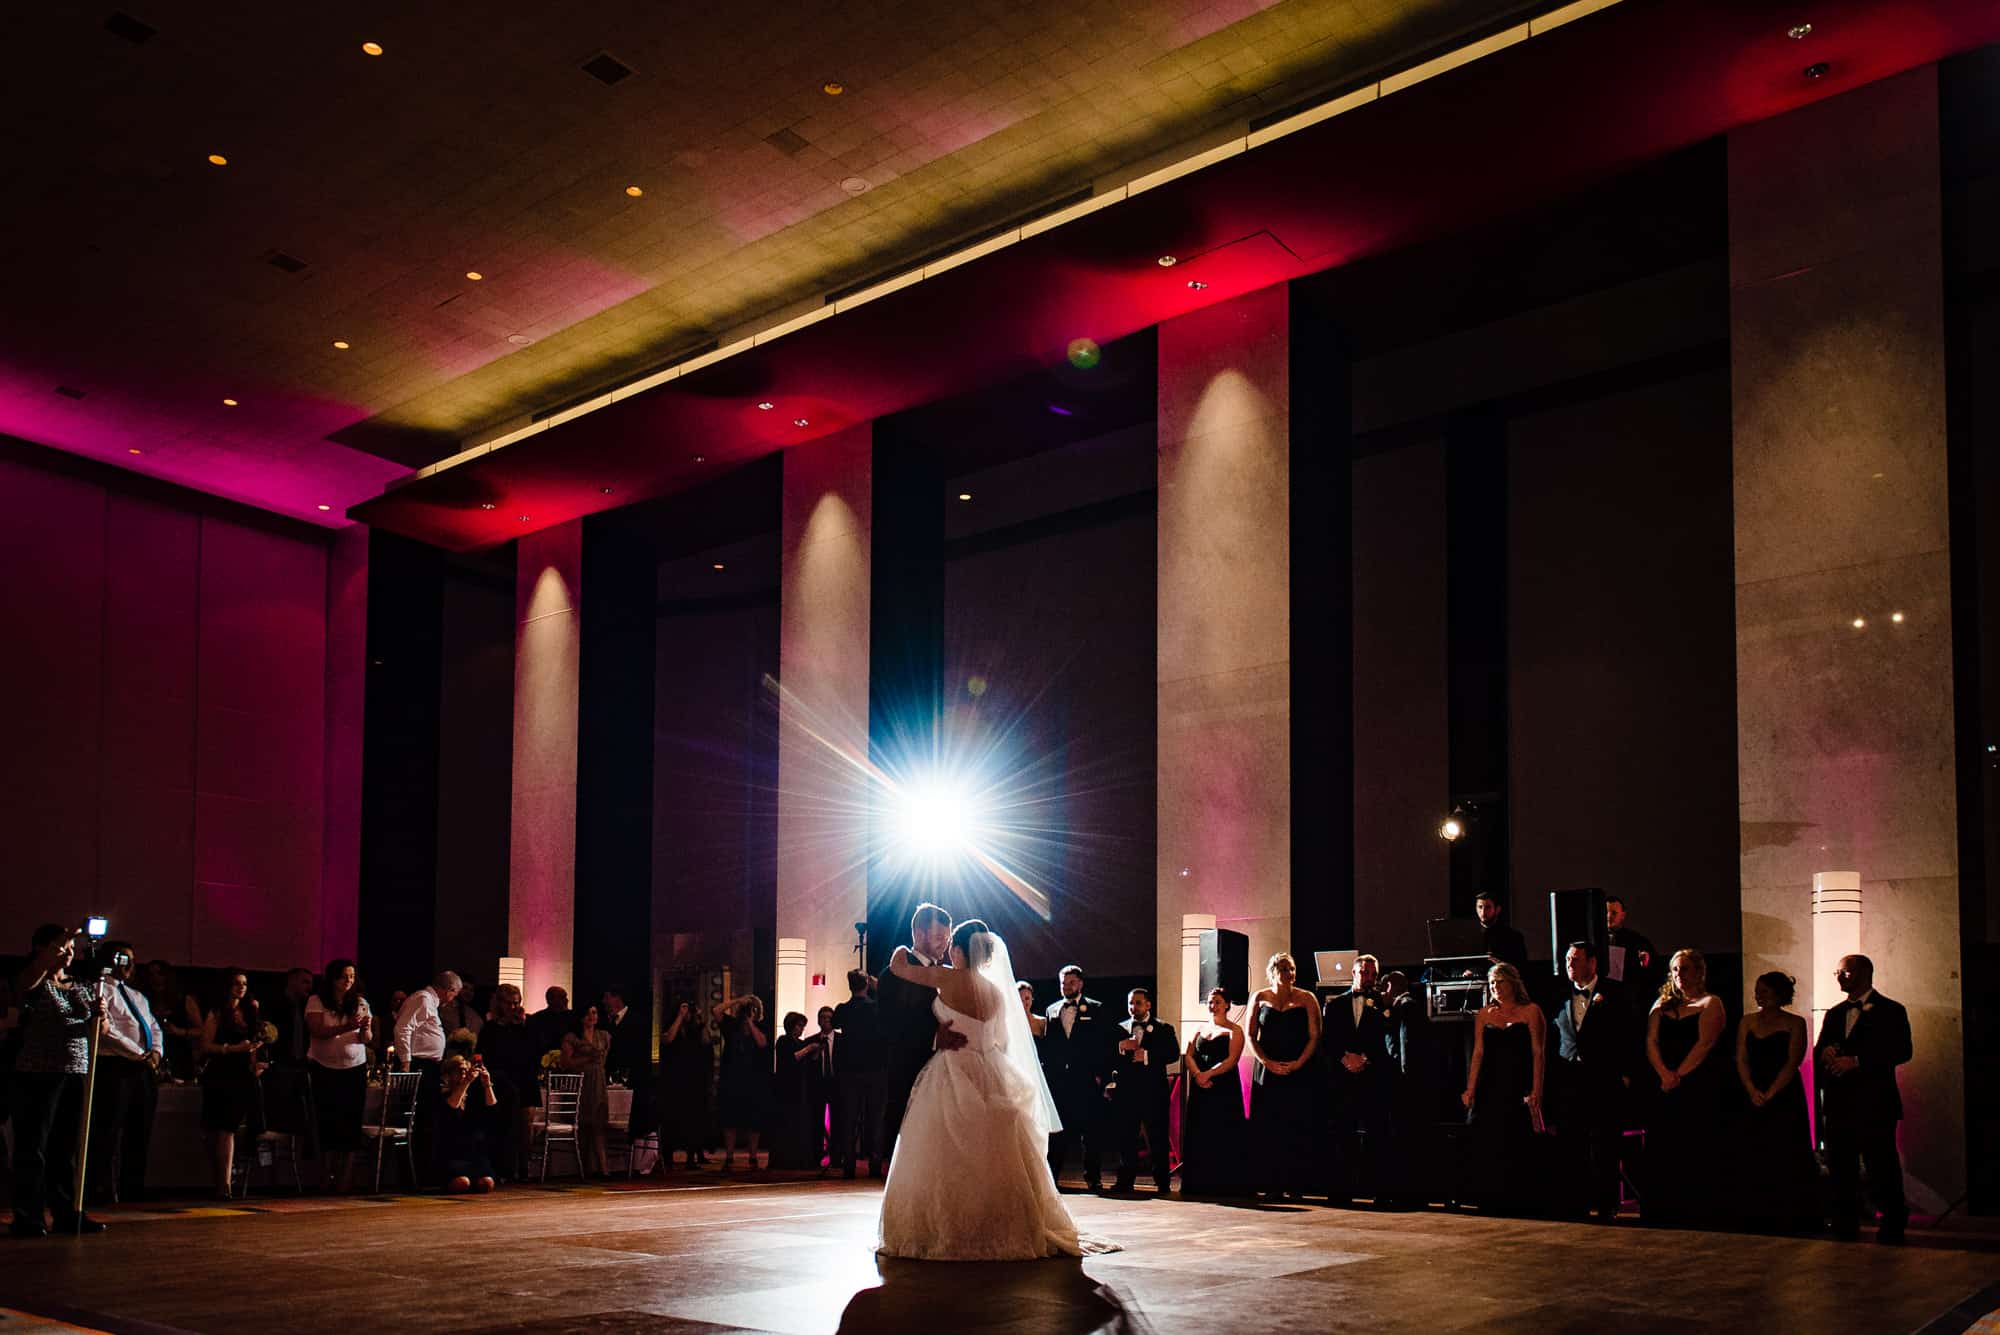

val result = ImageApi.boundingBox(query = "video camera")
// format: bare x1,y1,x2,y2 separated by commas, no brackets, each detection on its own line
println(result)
70,915,128,977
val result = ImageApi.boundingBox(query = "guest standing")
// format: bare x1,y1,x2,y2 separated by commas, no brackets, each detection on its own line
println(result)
808,1005,837,1170
562,1004,612,1177
1475,892,1530,971
830,973,885,1178
1734,971,1819,1232
1548,940,1630,1222
1321,952,1397,1206
479,983,540,1182
1605,895,1661,1005
1462,961,1545,1214
140,959,202,1079
1179,988,1250,1196
1643,948,1728,1227
1019,982,1047,1037
393,970,461,1188
87,942,162,1207
770,1011,815,1169
1815,954,1912,1244
656,999,713,1171
1248,951,1321,1202
199,968,266,1200
1041,964,1111,1191
528,986,574,1058
602,987,646,1086
1109,988,1176,1194
9,925,102,1237
269,968,316,1068
713,994,768,1172
305,958,372,1193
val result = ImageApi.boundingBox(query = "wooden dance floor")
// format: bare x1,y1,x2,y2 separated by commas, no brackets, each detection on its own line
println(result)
0,1176,1995,1335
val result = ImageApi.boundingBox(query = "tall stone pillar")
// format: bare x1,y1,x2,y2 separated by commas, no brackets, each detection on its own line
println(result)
1732,67,1962,1207
777,425,873,1015
1157,285,1293,1016
510,521,582,1007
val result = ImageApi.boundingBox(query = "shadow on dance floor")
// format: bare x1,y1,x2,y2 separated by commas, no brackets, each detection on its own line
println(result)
838,1256,1154,1335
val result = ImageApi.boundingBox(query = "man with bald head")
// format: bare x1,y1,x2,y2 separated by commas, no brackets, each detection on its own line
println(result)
1814,954,1911,1244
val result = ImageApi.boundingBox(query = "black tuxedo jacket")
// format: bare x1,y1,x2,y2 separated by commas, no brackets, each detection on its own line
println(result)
604,1008,648,1079
1321,989,1395,1083
1814,992,1911,1130
1111,1016,1177,1101
1042,995,1112,1091
877,954,942,1083
830,995,885,1075
1550,975,1631,1087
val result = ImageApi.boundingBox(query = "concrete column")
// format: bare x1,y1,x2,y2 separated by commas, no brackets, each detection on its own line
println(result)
777,425,873,1015
1157,285,1292,1019
510,521,582,1006
1732,67,1962,1208
320,524,367,961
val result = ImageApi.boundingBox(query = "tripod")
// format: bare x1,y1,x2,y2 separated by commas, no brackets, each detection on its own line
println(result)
67,972,112,1236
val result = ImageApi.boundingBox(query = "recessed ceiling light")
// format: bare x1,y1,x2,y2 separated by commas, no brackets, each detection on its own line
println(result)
712,563,726,571
518,514,531,522
600,487,613,495
207,153,228,166
1891,611,1905,623
465,270,484,281
1156,255,1177,267
332,340,350,349
1787,23,1813,39
756,401,774,410
625,185,644,198
361,40,384,55
958,493,972,502
1186,280,1208,290
1851,617,1866,629
221,398,238,406
692,454,706,463
822,80,845,96
840,176,870,195
506,333,534,346
479,502,497,510
317,504,332,511
793,417,810,427
1804,61,1830,80
128,448,142,455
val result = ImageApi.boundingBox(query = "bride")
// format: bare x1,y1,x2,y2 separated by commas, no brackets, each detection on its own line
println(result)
877,918,1087,1260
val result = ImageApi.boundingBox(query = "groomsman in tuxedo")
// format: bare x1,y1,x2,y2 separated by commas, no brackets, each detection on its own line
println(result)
1042,965,1111,1190
1321,953,1398,1205
1110,988,1178,1194
1475,892,1529,971
1815,954,1912,1244
877,902,965,1160
1548,940,1631,1221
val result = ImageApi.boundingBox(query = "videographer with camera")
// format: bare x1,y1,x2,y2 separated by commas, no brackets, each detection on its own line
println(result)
9,923,105,1237
87,941,162,1207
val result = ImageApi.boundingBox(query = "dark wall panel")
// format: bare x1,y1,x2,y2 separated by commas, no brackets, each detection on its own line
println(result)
1507,368,1738,961
433,564,515,985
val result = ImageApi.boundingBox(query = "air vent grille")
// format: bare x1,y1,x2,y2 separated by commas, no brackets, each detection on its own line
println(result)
764,126,811,156
581,52,633,86
263,249,309,274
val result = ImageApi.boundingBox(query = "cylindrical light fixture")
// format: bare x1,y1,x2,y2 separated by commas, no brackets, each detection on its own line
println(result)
497,956,525,993
777,937,808,1024
1181,913,1217,1031
1811,871,1862,1034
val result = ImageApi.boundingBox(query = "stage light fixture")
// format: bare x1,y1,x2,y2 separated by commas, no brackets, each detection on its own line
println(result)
1439,815,1464,842
1066,337,1101,370
1787,23,1812,39
890,779,987,862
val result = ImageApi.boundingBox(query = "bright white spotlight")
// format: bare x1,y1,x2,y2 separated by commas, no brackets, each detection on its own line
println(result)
891,780,986,861
1439,816,1464,842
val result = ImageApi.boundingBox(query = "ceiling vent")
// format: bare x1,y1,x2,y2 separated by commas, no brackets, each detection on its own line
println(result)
104,12,156,44
764,126,811,156
581,52,633,86
53,385,86,400
262,249,309,274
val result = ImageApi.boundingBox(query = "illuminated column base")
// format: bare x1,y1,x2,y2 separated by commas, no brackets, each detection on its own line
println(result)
777,938,809,1026
1810,871,1861,1036
1180,913,1216,1030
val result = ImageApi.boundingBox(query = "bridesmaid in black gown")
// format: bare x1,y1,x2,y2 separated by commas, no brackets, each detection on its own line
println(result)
1644,948,1728,1227
1461,962,1546,1213
1180,988,1251,1196
1248,953,1321,1201
1733,971,1821,1231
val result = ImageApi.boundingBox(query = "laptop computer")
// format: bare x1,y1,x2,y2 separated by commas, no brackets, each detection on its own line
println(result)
1313,949,1359,991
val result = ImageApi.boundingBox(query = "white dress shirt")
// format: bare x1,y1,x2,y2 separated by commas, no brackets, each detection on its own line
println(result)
306,995,373,1069
394,987,447,1064
1843,989,1874,1038
101,980,164,1062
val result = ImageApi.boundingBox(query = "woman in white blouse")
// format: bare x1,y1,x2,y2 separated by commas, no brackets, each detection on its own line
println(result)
306,959,373,1192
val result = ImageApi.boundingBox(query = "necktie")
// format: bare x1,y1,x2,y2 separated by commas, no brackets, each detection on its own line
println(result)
119,983,153,1054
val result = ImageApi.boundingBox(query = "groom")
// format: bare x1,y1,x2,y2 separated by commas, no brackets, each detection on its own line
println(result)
877,901,966,1165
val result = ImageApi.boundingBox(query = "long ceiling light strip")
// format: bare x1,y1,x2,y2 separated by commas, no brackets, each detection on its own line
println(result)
416,0,1621,486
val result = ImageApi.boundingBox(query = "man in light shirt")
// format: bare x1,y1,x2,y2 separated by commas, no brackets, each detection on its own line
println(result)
394,971,462,1188
88,942,163,1205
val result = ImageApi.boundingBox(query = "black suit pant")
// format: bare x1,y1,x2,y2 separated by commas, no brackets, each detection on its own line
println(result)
1325,1073,1398,1202
87,1055,157,1204
1113,1084,1171,1190
834,1071,887,1173
1551,1064,1622,1218
1047,1083,1106,1186
10,1072,85,1227
1825,1120,1906,1236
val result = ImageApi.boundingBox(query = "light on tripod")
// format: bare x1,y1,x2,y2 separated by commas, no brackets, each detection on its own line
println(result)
1438,808,1467,842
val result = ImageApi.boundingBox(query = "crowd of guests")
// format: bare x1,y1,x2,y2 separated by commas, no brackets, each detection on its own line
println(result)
4,895,1917,1248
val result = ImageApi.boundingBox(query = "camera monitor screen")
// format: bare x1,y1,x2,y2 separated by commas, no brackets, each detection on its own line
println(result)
85,916,109,939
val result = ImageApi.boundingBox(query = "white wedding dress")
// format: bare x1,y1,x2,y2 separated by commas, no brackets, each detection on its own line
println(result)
877,985,1084,1260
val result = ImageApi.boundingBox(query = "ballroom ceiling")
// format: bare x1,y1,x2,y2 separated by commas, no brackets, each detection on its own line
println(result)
0,0,1546,525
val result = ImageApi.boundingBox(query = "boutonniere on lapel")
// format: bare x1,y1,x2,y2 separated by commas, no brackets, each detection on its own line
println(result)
1589,993,1603,1006
1363,997,1379,1011
1859,1001,1874,1014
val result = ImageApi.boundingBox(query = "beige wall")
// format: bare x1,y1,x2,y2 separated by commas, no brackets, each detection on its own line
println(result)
511,521,582,1006
776,425,874,1014
1731,66,1963,1208
1157,284,1293,1019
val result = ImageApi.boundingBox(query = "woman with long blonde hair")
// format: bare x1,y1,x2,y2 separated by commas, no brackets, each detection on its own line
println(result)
1461,961,1545,1213
1644,947,1727,1225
